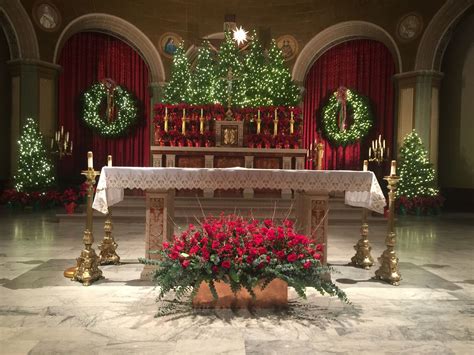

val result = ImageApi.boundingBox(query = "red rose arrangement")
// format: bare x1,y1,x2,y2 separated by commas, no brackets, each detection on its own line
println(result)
140,214,348,306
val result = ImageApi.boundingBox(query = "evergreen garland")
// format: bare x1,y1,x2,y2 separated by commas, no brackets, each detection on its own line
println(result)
82,83,138,138
15,117,55,192
321,88,373,147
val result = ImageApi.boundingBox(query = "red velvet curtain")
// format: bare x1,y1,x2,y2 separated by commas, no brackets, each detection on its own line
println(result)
58,32,150,178
303,39,395,170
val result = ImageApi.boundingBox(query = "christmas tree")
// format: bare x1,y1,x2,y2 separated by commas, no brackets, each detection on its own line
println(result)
163,43,192,104
189,41,217,105
14,117,55,192
242,31,271,107
215,31,246,107
266,40,300,106
397,130,438,199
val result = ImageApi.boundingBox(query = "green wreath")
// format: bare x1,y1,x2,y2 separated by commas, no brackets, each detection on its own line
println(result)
322,87,372,146
82,82,138,138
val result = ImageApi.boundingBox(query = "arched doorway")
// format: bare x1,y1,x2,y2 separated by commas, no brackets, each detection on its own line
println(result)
56,32,152,181
0,24,11,187
439,7,474,211
303,39,396,171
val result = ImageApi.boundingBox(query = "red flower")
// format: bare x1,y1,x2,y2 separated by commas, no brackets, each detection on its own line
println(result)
181,260,190,268
287,253,298,262
221,260,231,269
211,240,220,249
314,253,321,260
163,242,170,249
316,244,323,251
169,251,179,260
303,261,312,269
211,265,219,273
189,245,200,255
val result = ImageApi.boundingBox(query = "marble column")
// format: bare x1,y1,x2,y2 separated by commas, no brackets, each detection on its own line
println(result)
394,70,443,174
148,82,166,160
7,59,61,179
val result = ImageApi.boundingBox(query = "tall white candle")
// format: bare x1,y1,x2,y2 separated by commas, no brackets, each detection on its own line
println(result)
390,160,396,176
369,147,372,157
165,107,168,116
65,132,69,142
363,160,368,172
200,108,203,117
70,141,73,152
107,155,112,167
383,139,386,149
61,126,64,136
87,151,93,169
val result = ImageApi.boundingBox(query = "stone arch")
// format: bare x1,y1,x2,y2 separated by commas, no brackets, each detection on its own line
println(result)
0,0,39,59
292,21,402,84
415,0,472,71
54,13,165,82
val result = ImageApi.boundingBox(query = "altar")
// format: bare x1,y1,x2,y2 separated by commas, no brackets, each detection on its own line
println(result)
92,167,386,277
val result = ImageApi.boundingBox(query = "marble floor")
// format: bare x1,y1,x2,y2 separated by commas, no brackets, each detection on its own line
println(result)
0,208,473,354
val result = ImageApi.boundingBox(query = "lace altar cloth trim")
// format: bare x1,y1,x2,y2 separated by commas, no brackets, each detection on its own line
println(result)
92,167,386,214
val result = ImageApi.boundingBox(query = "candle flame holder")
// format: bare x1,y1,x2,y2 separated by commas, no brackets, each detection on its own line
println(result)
51,126,73,159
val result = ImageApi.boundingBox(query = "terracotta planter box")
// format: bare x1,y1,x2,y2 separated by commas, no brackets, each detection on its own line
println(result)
192,279,288,309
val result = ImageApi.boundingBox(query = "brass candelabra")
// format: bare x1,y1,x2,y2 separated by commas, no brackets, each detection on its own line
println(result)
72,152,103,286
349,160,375,269
374,160,401,285
98,155,120,265
51,125,73,159
368,134,388,165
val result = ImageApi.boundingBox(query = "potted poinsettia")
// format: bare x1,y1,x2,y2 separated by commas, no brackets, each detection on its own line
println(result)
61,188,78,214
140,214,347,310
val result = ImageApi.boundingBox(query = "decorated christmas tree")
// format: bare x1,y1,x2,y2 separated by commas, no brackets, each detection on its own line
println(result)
397,130,438,198
215,31,246,107
163,43,192,104
266,40,300,106
242,31,271,107
14,117,55,192
189,41,217,105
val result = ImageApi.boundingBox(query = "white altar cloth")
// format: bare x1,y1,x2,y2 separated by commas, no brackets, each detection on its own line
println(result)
92,167,386,214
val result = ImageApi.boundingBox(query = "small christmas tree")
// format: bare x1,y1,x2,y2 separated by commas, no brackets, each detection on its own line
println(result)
397,130,438,199
14,117,55,192
266,40,300,106
190,41,217,105
163,43,192,104
215,31,246,107
242,31,271,107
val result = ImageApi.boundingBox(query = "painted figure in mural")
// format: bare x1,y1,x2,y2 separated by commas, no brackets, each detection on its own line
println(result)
164,38,177,55
39,5,56,29
280,40,293,60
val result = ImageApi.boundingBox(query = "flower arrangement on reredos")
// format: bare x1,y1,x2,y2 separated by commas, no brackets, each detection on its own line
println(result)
159,32,183,58
32,1,61,32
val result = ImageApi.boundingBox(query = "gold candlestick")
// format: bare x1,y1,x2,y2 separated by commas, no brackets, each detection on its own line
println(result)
99,210,120,265
374,171,401,285
273,108,278,137
71,152,103,286
98,156,120,265
289,111,295,134
257,110,261,134
164,115,168,132
200,110,204,134
349,160,374,269
181,109,186,135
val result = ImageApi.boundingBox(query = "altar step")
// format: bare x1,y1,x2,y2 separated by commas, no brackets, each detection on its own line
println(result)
56,195,387,225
